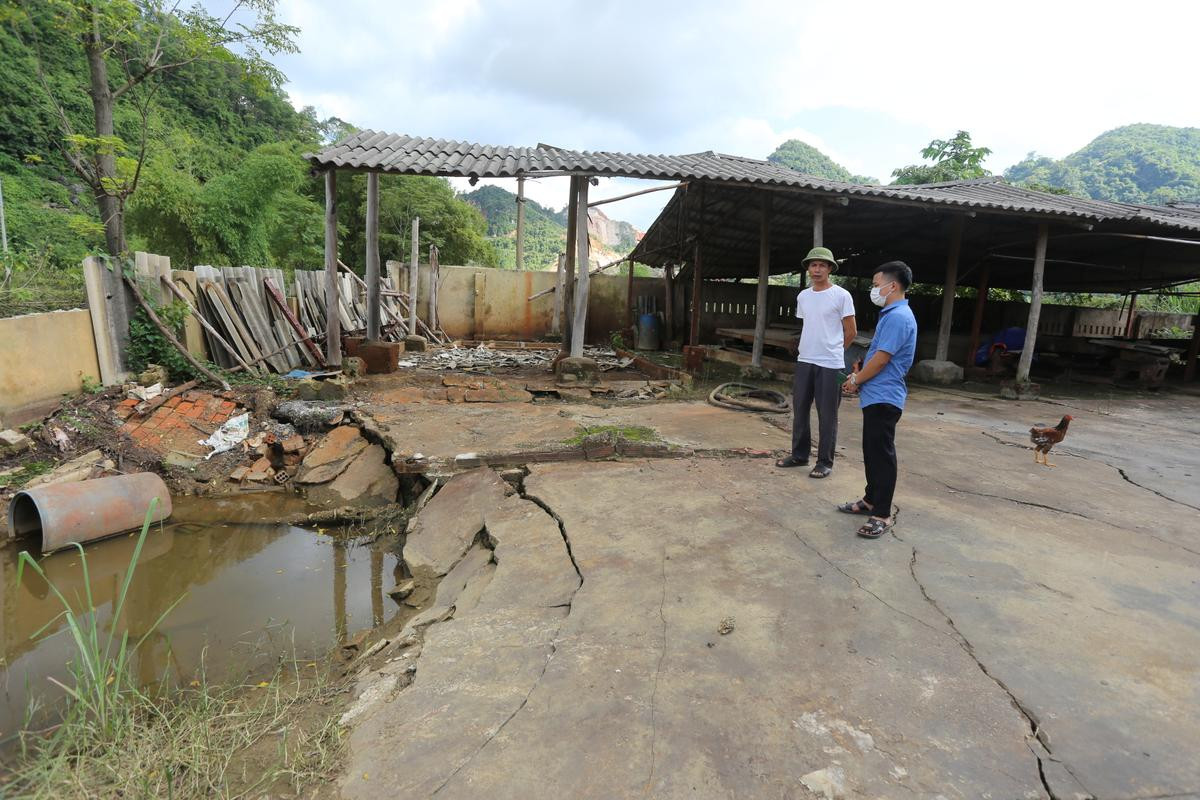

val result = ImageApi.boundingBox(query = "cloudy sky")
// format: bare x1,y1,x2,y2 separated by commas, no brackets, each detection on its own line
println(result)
262,0,1197,229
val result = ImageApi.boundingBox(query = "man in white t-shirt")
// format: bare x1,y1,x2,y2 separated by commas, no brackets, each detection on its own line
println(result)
775,246,857,478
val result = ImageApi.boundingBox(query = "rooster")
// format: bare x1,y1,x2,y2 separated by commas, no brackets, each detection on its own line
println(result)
1029,414,1073,467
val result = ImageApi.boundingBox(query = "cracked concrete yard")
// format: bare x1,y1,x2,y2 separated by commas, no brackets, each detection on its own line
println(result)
339,386,1200,799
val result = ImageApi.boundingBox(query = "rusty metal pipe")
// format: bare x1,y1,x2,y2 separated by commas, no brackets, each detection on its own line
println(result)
7,473,172,553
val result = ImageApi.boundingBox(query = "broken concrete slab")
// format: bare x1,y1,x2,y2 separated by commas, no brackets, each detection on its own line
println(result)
273,400,346,431
24,449,109,488
336,385,1200,798
909,358,964,385
306,443,398,507
479,494,580,610
403,334,428,352
555,356,599,387
402,467,512,580
403,543,495,631
359,341,401,374
0,429,32,456
295,425,368,485
341,492,578,800
342,356,366,378
296,377,349,401
463,386,533,403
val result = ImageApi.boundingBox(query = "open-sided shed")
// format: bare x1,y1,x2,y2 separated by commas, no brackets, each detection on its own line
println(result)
307,131,1200,382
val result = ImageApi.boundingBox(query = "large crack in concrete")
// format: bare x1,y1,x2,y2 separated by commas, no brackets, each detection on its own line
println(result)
907,548,1093,800
644,540,669,797
906,465,1200,559
714,476,1061,798
980,430,1200,517
1115,467,1200,513
428,476,584,796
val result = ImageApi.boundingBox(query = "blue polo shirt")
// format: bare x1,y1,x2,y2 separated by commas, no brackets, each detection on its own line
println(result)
859,299,917,410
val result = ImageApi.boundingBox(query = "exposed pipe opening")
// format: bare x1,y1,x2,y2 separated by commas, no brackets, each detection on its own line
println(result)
8,493,43,538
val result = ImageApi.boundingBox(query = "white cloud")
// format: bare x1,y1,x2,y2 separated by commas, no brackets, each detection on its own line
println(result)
273,0,1199,225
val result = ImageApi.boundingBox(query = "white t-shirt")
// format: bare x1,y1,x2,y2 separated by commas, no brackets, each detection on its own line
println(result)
795,284,856,369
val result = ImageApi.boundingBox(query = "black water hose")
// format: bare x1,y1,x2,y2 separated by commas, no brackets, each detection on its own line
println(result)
707,382,791,413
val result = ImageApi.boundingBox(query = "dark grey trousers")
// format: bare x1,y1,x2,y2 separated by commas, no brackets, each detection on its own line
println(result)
791,361,842,468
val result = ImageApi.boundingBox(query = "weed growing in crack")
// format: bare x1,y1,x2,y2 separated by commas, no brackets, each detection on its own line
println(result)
563,425,660,445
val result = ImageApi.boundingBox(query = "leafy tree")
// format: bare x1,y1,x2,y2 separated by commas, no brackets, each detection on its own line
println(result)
462,184,568,269
891,131,992,185
767,139,878,184
334,174,499,272
1004,125,1200,204
5,0,298,257
127,140,316,267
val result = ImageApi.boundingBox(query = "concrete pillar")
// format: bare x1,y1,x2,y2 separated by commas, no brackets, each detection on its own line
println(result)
408,216,420,336
751,195,771,367
365,172,381,341
1184,313,1199,381
324,170,341,367
966,263,990,368
570,178,590,358
1016,224,1049,384
935,216,965,362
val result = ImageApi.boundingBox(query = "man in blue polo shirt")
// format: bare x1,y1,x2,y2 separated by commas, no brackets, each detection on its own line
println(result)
838,261,917,539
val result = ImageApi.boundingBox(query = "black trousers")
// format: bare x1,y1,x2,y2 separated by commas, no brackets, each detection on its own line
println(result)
861,403,903,515
791,362,842,468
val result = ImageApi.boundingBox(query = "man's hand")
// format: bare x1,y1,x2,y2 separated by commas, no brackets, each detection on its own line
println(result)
842,373,859,395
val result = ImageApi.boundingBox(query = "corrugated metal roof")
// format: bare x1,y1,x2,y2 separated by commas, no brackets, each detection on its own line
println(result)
308,130,1200,232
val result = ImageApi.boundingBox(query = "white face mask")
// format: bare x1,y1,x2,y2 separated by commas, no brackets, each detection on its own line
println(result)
870,282,893,307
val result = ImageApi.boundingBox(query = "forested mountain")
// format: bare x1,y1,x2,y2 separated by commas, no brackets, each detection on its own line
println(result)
1003,125,1200,204
0,3,494,315
766,140,878,184
462,185,642,271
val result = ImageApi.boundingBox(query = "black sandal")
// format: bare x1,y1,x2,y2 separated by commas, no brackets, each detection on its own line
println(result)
808,465,832,479
775,455,809,468
837,499,874,515
856,517,894,539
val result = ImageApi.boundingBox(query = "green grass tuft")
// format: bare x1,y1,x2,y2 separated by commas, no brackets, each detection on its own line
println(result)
564,425,661,446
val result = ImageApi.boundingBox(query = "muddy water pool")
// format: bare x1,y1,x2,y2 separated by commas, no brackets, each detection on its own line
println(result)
0,493,402,739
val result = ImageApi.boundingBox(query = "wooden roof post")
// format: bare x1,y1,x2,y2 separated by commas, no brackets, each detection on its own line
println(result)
689,242,703,346
570,177,591,358
515,176,526,271
663,264,674,343
324,169,341,367
365,171,381,341
966,262,990,369
751,194,772,367
408,216,420,337
429,244,440,331
806,201,822,290
1184,313,1199,382
562,177,579,355
1124,293,1139,339
689,184,707,347
626,257,636,330
552,253,565,335
935,215,966,361
1016,223,1049,384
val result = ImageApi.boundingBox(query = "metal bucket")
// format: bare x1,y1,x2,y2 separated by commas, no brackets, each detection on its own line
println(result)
7,473,172,553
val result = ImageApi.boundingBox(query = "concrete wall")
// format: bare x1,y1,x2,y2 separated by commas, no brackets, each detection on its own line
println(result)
403,264,639,344
0,309,101,426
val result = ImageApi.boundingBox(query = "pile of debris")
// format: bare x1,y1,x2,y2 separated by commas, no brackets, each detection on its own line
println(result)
398,344,631,373
227,430,308,485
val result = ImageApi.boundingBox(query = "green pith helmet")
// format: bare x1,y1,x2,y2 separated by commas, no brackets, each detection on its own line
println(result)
802,246,838,272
